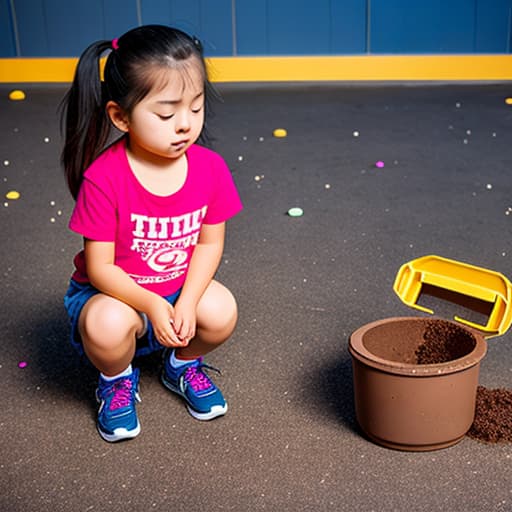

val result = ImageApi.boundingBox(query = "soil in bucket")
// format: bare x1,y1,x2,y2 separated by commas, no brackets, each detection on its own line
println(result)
360,317,477,365
414,320,476,364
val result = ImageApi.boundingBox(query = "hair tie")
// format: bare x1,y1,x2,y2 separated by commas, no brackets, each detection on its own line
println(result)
192,36,203,53
112,38,119,50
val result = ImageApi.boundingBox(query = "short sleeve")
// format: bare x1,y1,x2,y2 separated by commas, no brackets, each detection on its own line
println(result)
203,155,243,225
69,177,117,241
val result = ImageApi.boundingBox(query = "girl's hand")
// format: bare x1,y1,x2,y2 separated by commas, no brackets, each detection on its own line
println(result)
146,295,185,347
82,239,193,348
172,298,197,345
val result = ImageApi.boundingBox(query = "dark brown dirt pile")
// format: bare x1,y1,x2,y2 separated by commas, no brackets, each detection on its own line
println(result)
467,386,512,443
415,320,476,364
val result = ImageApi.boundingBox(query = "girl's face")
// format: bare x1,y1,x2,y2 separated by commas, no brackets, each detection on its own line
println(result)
117,62,205,162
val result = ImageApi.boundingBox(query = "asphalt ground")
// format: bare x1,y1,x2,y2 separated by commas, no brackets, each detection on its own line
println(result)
1,81,512,511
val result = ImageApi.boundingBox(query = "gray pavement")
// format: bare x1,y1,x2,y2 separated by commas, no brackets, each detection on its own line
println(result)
1,82,512,511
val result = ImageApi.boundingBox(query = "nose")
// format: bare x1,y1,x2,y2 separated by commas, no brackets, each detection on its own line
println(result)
175,110,191,133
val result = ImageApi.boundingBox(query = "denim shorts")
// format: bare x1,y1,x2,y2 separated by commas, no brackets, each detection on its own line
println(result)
63,279,181,357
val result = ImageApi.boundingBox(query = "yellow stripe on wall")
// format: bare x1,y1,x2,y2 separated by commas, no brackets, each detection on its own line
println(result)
208,55,512,82
0,58,78,83
1,55,512,83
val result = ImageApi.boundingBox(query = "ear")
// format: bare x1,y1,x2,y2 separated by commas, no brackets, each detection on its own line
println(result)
106,101,129,132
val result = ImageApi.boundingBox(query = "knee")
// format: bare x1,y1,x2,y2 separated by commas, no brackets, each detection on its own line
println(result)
197,282,238,336
80,296,140,350
217,289,238,332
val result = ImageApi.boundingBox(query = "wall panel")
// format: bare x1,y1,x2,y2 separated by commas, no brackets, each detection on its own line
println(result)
235,1,267,54
14,0,138,56
15,0,48,56
235,0,366,55
1,0,512,58
267,0,331,55
141,0,198,33
141,0,232,56
330,0,367,54
475,0,511,52
370,0,475,54
44,0,105,56
0,0,16,56
196,0,232,55
102,0,139,40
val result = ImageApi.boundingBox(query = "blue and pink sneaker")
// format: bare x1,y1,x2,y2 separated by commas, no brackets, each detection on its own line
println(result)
161,350,227,420
95,369,141,442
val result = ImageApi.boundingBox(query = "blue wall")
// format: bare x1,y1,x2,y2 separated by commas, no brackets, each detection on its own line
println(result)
1,0,511,58
370,0,511,53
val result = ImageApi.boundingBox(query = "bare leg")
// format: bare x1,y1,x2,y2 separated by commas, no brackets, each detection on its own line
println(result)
78,294,144,376
176,280,238,360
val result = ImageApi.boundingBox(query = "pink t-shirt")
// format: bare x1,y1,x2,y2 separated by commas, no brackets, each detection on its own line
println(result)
69,138,242,296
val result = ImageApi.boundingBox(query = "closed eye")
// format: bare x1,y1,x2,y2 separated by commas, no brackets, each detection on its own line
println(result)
158,114,174,120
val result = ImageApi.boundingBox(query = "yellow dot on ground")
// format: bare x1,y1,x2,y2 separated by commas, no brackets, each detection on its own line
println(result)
273,128,287,138
6,190,20,200
505,98,512,105
9,90,26,101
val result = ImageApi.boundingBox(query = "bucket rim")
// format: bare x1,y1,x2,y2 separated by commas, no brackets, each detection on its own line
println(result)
349,316,487,376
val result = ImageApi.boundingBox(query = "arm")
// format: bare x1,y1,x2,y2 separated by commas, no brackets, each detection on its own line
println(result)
172,222,225,341
84,239,183,346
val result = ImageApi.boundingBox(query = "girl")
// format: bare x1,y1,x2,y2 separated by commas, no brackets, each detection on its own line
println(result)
61,25,242,442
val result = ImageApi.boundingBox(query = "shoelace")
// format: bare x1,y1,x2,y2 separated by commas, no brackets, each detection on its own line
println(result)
184,366,213,392
182,359,220,393
106,378,134,411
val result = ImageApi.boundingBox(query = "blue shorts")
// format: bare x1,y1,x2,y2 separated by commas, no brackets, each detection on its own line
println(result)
63,279,181,358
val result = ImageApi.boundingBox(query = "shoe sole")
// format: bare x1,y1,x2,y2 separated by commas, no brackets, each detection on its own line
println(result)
97,421,141,443
161,371,227,421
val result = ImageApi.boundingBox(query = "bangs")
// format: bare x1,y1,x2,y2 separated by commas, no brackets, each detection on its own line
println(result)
127,56,206,107
151,57,206,95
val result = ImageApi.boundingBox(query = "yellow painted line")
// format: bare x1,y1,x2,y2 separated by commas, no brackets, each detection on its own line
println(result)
1,55,512,83
206,55,512,82
0,58,77,83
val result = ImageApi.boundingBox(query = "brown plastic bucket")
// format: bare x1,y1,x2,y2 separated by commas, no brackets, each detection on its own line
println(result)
349,317,487,451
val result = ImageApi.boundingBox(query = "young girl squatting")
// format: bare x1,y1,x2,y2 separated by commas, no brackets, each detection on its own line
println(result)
61,25,242,442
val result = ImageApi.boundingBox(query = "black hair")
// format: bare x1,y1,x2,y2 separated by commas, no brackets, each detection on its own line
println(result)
60,25,217,200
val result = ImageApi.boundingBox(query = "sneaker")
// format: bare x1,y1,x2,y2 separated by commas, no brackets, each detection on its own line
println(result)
161,350,227,420
95,368,141,442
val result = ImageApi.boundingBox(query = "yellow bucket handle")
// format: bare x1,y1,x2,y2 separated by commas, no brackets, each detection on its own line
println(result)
393,255,512,338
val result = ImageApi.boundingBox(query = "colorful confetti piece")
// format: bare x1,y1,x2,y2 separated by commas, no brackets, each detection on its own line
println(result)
273,128,287,138
6,190,20,200
9,90,25,101
287,207,304,217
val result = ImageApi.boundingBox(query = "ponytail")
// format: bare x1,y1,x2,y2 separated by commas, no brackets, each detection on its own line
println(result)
60,40,114,200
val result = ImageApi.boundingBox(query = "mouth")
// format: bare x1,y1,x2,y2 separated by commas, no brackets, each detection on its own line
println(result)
172,140,188,150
